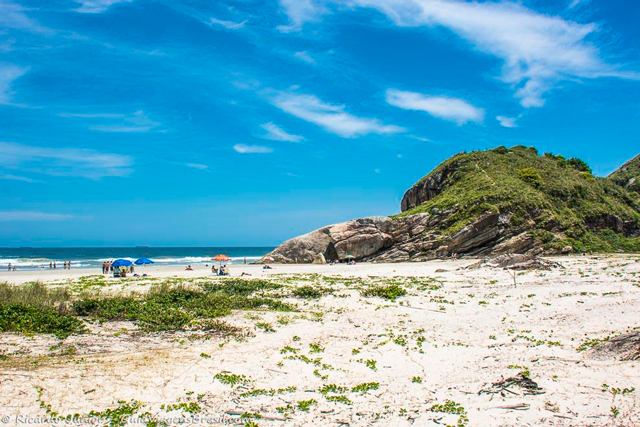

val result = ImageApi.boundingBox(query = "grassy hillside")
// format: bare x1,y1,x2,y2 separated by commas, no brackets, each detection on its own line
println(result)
397,146,640,253
609,154,640,194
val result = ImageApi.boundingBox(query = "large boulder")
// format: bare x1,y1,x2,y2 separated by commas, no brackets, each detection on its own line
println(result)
267,217,393,264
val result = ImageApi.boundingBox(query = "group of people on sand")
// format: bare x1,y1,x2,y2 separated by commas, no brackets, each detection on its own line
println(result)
211,264,230,276
7,263,16,271
47,260,72,269
102,261,113,274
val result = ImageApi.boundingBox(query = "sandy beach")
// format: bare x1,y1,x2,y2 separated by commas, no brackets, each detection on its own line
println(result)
1,255,639,426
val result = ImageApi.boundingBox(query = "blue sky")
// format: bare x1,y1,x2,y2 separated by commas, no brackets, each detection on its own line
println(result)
1,0,639,247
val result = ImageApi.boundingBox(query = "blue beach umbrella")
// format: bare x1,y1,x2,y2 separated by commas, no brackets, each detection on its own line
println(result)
112,259,133,268
134,258,154,265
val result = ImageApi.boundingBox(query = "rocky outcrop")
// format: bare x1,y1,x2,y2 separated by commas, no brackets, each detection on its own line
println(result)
266,211,534,263
609,154,640,194
400,156,461,212
589,331,640,361
466,254,563,270
265,147,640,263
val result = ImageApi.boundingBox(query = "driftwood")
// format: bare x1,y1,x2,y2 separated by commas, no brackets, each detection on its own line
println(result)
479,373,545,397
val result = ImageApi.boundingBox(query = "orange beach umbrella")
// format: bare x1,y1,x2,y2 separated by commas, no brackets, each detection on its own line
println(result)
212,254,232,266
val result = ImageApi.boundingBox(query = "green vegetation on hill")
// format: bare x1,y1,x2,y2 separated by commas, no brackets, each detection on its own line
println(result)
609,154,640,194
397,145,640,253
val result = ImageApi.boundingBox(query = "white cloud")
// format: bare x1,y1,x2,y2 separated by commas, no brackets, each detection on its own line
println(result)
0,141,133,179
0,173,42,183
209,17,247,30
386,89,484,125
0,211,73,221
271,91,404,138
407,135,431,142
0,65,29,105
73,0,132,14
568,0,589,8
280,0,639,107
59,110,161,133
277,0,328,32
260,122,305,142
496,115,518,128
0,0,50,33
186,163,208,170
294,51,316,65
233,144,274,154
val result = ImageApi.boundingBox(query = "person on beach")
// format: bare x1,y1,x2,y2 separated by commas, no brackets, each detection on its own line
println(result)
63,261,67,269
53,261,57,269
49,262,53,269
244,257,247,265
68,260,71,269
7,263,11,271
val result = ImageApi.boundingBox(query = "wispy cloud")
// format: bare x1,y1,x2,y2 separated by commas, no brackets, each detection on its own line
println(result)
209,16,247,30
233,144,273,154
279,0,639,107
0,64,29,105
59,110,161,133
271,91,404,138
260,122,304,142
0,211,73,221
568,0,590,8
277,0,328,32
0,0,51,34
0,173,42,183
185,163,208,170
0,141,133,179
496,115,518,128
294,51,316,65
73,0,132,14
386,89,484,125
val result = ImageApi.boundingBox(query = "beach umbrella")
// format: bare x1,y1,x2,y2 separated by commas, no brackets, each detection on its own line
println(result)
344,254,355,259
134,258,154,265
112,259,133,267
263,256,274,263
212,254,232,267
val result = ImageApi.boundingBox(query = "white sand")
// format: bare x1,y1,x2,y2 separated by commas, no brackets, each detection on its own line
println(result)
1,255,639,426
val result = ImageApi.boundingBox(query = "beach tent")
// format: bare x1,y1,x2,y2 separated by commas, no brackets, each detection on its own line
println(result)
112,259,133,267
134,258,154,265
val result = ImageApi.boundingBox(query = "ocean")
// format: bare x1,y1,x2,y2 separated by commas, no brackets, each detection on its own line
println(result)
0,247,275,271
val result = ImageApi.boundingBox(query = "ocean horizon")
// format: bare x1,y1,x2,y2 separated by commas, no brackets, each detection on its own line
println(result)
0,247,275,271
